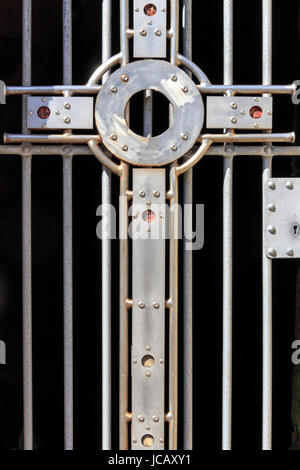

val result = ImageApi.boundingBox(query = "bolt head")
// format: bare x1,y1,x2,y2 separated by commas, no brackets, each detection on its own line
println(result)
147,227,152,233
286,181,294,190
231,102,238,109
159,438,164,444
155,29,162,36
64,102,71,110
132,438,137,444
181,133,188,141
140,29,147,36
160,359,164,365
28,110,33,115
146,200,151,206
146,346,151,351
254,123,259,129
267,225,276,234
122,144,128,152
231,117,237,124
152,415,159,422
146,371,151,377
146,425,151,431
182,86,189,93
135,7,139,12
55,110,60,115
268,248,277,257
153,190,160,198
241,110,246,115
268,181,276,190
132,359,137,364
138,415,145,422
153,302,160,309
171,144,178,151
42,97,46,103
268,110,272,116
287,248,294,257
121,73,129,82
138,301,145,309
111,86,117,93
162,7,167,12
267,204,276,212
171,75,177,82
110,133,117,141
139,190,146,198
255,97,259,102
64,117,71,124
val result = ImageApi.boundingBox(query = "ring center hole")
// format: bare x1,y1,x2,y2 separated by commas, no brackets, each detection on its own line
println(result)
144,4,157,16
142,210,155,223
249,106,263,119
128,90,173,137
142,355,155,368
142,435,154,447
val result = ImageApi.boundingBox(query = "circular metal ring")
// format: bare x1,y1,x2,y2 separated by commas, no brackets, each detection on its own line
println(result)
95,60,204,167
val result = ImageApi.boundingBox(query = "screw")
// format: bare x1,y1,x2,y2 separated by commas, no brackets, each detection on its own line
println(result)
122,144,128,152
171,75,177,82
138,301,145,309
138,415,145,422
182,86,189,93
146,346,151,351
267,204,276,212
153,191,160,198
132,359,137,364
231,102,238,109
111,86,117,93
152,416,159,422
268,225,276,234
64,117,71,124
153,302,160,309
231,117,237,124
268,248,277,257
171,144,177,151
286,181,294,190
140,29,147,36
155,29,162,36
110,133,117,141
181,133,188,141
287,248,294,257
268,181,276,190
139,191,146,198
64,102,71,110
121,73,129,82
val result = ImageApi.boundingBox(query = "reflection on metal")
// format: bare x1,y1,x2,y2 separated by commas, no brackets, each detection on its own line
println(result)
0,0,298,452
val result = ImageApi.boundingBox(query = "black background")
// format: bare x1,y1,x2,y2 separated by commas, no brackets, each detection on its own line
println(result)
0,0,299,451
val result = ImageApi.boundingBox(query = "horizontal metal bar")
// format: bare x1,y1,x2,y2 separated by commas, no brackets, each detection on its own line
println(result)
4,134,101,144
2,144,300,157
200,132,295,143
6,85,100,95
198,84,296,95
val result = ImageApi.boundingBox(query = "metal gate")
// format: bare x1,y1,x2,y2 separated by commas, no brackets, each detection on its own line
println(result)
0,0,299,451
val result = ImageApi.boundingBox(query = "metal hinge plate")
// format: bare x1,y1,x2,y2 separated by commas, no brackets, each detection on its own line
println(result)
207,96,273,129
27,96,94,130
264,178,300,259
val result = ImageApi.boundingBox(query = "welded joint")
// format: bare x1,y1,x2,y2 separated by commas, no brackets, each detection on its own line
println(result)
125,299,133,310
166,298,173,309
165,412,173,422
125,411,132,422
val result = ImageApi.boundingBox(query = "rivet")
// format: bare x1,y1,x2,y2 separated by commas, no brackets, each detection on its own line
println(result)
146,345,151,351
132,439,137,444
146,200,151,206
171,144,178,151
255,97,259,102
64,117,71,124
135,7,139,12
287,248,294,257
268,181,276,190
153,190,160,198
121,73,129,82
268,225,276,234
138,415,145,422
146,425,151,431
146,371,151,377
64,102,71,110
268,110,272,116
162,7,167,12
159,213,164,219
231,102,238,109
132,359,137,364
28,110,33,115
181,133,188,141
160,359,164,364
155,29,162,36
138,301,145,309
139,190,146,198
140,29,147,36
42,124,47,128
159,438,164,444
147,227,152,233
231,117,237,124
133,213,139,219
42,97,46,103
148,20,153,25
171,75,177,82
286,181,294,190
110,133,117,141
267,204,276,212
241,110,246,115
122,144,128,152
111,86,118,93
153,302,160,309
182,86,189,93
152,416,159,422
254,123,259,129
55,110,60,115
268,248,277,257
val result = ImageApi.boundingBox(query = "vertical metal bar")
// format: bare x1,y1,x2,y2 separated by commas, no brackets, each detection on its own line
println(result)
222,0,233,451
22,0,33,451
182,0,193,451
119,1,130,450
63,0,73,450
168,0,179,451
101,0,112,451
262,0,273,451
